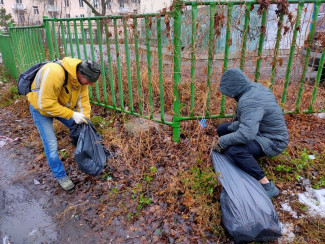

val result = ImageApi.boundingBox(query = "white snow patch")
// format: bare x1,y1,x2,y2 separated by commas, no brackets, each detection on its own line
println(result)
2,235,11,244
308,155,315,160
281,202,298,218
316,113,325,119
298,187,325,217
279,223,295,243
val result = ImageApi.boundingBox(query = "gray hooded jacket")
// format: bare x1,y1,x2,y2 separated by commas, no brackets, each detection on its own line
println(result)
218,68,289,157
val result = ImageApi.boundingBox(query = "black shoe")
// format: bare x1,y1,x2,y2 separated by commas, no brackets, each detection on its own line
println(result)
262,180,280,198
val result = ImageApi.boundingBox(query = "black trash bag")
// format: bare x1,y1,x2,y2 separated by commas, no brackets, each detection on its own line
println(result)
211,151,282,243
69,120,106,176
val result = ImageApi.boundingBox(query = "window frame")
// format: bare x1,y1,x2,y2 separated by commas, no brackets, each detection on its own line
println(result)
33,6,39,15
79,0,84,7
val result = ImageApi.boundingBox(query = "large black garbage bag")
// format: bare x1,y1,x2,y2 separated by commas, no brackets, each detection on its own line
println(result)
212,151,282,243
70,121,106,176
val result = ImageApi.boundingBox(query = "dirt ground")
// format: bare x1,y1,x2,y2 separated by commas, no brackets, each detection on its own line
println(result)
0,81,324,243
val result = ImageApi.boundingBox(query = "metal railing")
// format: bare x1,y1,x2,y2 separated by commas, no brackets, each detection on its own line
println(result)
0,0,324,142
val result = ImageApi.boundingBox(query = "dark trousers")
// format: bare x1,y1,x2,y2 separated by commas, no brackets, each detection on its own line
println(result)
217,123,266,180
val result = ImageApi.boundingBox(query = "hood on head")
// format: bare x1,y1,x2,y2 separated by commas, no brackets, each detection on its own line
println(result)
219,68,252,99
61,57,82,86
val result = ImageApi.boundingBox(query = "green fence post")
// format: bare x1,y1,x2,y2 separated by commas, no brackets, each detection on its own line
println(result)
240,3,251,70
254,8,267,82
44,16,55,60
123,18,134,113
206,3,217,117
295,1,321,113
270,13,284,91
157,16,165,122
173,1,182,142
190,3,198,117
281,1,304,110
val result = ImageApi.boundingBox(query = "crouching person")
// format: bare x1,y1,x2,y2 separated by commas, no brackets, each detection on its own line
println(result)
214,68,289,198
27,58,101,190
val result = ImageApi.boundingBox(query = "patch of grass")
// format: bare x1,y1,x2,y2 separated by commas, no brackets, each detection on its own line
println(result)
0,85,20,107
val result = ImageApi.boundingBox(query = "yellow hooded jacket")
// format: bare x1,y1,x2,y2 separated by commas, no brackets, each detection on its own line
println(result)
27,57,91,119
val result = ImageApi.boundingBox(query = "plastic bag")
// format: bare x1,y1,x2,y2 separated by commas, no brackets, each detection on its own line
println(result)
70,121,106,176
211,151,282,243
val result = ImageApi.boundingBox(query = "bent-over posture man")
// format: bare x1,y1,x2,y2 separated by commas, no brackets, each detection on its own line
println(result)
27,57,101,190
214,68,289,198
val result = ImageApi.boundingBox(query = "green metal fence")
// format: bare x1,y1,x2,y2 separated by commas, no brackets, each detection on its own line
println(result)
0,0,324,142
0,31,18,78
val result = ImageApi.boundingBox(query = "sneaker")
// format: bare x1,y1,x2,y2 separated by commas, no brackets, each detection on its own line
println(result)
262,180,279,198
57,176,75,191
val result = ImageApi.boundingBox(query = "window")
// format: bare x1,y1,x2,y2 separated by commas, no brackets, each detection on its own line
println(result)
106,2,111,9
33,6,39,14
93,0,98,8
132,0,140,3
80,14,85,17
49,0,54,5
36,21,41,25
133,9,137,14
64,0,69,7
120,3,124,8
66,14,70,18
16,0,22,3
79,0,83,7
0,0,3,5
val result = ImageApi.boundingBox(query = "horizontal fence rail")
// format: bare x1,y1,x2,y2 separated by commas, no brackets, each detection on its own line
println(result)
0,0,324,142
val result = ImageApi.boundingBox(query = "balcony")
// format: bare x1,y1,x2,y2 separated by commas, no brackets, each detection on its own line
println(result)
46,5,59,13
118,7,129,14
12,3,27,12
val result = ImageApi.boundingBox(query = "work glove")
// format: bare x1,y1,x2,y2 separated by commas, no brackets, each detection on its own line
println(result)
213,142,224,153
72,112,87,124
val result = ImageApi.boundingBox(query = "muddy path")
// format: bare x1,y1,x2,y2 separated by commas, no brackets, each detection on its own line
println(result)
0,110,98,244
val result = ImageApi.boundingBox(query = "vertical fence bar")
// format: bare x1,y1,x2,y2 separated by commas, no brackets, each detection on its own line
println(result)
80,20,88,60
44,17,55,60
51,21,60,58
33,28,41,62
97,19,107,106
206,3,217,117
37,28,46,61
123,18,134,113
67,21,74,58
281,1,304,109
295,2,321,113
190,3,198,117
270,13,284,91
73,20,81,59
104,22,116,108
29,29,38,63
240,3,251,70
145,17,154,119
88,19,98,103
30,29,39,62
308,49,325,112
254,8,267,82
114,18,124,111
157,16,165,121
173,2,182,142
133,17,143,116
23,30,32,67
60,21,68,56
220,3,233,116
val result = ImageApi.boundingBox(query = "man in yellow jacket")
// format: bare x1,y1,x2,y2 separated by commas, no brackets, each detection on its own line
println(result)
27,57,101,191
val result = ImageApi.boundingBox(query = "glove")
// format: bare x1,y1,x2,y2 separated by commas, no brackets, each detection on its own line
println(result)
213,142,224,153
72,112,87,124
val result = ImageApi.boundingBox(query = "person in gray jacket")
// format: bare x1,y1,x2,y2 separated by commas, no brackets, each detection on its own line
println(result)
214,68,289,198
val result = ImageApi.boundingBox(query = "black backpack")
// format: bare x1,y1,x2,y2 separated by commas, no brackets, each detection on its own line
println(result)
17,60,69,95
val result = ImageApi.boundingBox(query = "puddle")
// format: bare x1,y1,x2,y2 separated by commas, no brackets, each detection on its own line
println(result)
0,147,57,244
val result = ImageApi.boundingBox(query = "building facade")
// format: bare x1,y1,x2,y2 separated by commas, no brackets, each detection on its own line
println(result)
0,0,142,27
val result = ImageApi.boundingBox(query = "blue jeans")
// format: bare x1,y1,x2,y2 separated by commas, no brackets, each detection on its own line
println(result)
217,123,266,180
29,105,74,179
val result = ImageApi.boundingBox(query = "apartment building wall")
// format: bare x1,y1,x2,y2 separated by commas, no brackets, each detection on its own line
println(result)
0,0,141,27
140,0,172,13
